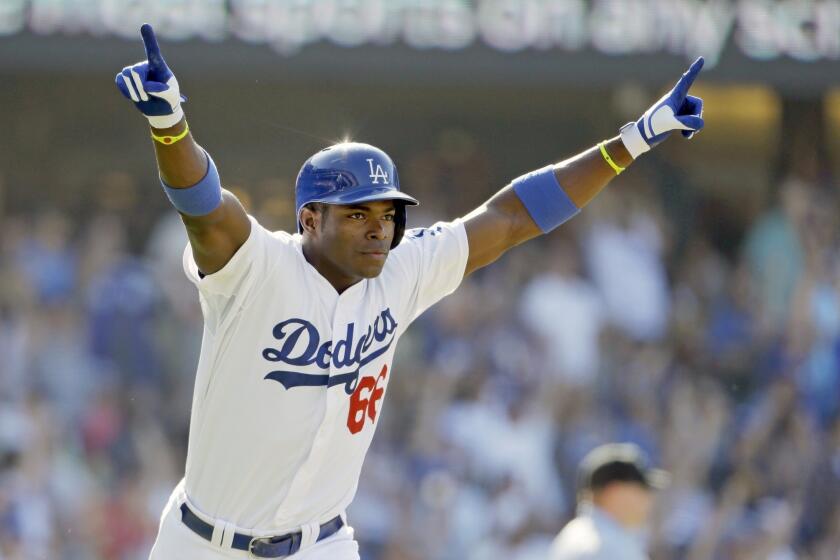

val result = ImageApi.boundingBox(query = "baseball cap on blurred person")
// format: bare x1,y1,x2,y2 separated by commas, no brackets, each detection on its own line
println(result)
577,443,670,495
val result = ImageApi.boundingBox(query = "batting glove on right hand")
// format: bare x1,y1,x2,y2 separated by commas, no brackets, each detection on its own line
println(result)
115,24,186,129
620,57,705,159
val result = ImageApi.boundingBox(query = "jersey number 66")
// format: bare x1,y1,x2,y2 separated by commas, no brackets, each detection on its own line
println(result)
346,365,388,434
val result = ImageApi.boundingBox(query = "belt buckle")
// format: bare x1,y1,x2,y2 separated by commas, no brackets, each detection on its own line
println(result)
248,536,267,559
248,532,300,559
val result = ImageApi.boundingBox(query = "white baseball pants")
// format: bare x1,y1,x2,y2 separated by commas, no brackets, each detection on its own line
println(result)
148,493,360,560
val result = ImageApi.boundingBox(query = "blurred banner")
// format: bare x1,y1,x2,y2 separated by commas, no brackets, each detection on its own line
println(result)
2,0,840,90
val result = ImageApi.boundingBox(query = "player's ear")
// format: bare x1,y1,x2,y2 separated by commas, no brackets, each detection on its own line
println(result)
300,204,322,235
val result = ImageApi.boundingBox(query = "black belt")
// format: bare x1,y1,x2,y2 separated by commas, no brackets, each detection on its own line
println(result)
179,503,344,558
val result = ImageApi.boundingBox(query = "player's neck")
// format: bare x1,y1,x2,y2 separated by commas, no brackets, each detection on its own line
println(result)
301,243,361,294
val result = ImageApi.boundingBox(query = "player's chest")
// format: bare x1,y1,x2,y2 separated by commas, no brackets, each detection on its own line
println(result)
243,287,401,436
247,283,400,381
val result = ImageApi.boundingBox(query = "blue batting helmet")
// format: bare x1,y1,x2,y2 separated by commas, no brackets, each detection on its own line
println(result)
295,142,419,248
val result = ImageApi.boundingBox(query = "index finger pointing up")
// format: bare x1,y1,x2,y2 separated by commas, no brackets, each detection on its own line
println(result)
673,56,705,100
140,23,165,70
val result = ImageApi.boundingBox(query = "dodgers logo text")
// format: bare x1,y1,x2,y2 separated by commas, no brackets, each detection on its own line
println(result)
262,308,398,395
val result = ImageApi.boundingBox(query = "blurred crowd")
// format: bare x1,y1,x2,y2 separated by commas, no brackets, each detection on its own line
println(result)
0,134,839,560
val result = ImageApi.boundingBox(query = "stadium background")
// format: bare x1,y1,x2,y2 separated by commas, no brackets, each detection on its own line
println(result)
1,1,840,558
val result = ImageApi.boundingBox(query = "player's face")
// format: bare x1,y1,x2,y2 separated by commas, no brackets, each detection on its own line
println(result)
306,200,397,286
595,482,654,528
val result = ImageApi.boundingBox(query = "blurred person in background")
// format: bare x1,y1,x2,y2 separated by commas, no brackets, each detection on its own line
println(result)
743,176,809,338
550,443,669,560
582,186,670,342
520,237,603,388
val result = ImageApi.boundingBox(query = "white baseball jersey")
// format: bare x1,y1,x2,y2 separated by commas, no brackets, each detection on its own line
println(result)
177,214,468,535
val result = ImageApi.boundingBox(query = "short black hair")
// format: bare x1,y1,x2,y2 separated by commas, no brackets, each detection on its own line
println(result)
577,443,670,494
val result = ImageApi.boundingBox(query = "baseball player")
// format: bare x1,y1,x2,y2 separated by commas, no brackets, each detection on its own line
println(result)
115,24,704,560
550,443,670,560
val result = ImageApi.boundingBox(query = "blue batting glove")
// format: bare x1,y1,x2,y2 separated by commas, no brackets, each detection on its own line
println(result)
620,57,705,159
115,23,186,129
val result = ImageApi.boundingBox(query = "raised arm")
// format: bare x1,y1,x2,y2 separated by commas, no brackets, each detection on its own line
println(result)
462,58,705,276
115,24,250,275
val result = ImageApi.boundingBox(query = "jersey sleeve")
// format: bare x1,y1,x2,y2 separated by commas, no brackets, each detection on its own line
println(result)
182,215,289,331
388,219,469,324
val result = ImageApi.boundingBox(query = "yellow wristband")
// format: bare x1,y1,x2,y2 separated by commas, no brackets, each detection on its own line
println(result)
599,141,625,175
151,122,190,145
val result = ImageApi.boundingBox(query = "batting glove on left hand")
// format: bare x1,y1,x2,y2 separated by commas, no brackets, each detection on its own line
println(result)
115,23,186,129
620,57,705,159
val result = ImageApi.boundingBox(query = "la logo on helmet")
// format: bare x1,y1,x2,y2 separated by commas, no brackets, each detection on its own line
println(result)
366,158,389,184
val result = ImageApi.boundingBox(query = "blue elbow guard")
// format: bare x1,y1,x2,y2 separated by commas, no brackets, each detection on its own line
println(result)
161,151,223,216
512,165,579,233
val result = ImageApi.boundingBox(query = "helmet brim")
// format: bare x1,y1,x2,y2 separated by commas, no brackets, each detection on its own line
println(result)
312,187,419,207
